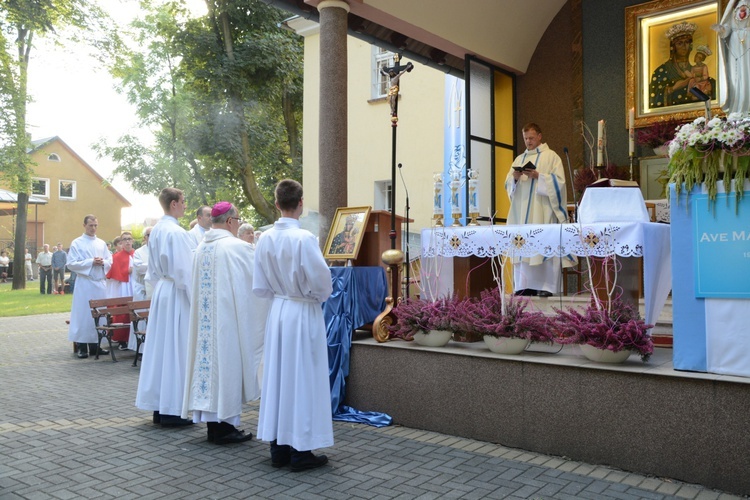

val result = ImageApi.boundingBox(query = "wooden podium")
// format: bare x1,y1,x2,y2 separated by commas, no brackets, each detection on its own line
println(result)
353,210,410,273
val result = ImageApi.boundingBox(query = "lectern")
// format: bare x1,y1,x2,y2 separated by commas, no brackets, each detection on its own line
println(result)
353,210,410,273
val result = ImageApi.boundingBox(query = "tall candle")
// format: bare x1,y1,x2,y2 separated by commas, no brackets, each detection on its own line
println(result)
468,169,479,213
628,108,635,156
597,119,604,166
433,173,443,216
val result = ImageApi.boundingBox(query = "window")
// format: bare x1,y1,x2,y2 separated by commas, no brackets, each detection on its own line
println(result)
47,153,61,162
374,180,392,212
59,180,76,200
31,178,49,198
372,47,395,99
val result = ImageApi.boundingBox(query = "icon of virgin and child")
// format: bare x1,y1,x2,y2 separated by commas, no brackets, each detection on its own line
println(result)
649,21,716,108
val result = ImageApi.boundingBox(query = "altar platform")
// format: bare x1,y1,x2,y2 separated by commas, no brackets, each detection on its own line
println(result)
344,295,750,496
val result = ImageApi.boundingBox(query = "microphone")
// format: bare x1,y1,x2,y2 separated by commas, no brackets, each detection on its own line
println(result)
563,147,578,222
689,87,712,121
397,163,411,299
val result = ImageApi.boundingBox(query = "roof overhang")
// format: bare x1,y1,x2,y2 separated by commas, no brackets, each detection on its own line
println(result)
268,0,567,75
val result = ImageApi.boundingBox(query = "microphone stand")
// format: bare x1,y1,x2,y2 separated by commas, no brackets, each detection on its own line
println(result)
398,163,410,299
563,147,578,222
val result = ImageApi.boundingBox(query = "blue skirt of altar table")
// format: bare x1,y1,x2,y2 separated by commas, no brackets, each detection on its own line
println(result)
324,266,393,427
671,182,750,377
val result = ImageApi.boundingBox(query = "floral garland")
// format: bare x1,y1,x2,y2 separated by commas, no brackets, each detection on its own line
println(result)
668,113,750,208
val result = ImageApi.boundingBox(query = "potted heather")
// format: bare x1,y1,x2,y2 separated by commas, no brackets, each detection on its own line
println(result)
457,289,553,354
637,119,681,157
389,295,460,347
552,298,654,363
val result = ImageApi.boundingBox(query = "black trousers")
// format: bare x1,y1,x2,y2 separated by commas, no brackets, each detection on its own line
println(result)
39,268,52,294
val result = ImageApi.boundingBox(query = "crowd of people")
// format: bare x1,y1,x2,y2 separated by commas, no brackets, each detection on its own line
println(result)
65,180,333,472
0,243,69,293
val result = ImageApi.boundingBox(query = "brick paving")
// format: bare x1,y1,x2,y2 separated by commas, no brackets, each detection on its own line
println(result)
0,313,745,500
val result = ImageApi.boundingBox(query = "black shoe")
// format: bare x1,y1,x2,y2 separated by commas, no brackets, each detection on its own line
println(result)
271,440,291,468
153,411,161,424
88,344,108,356
537,290,553,297
118,342,128,350
214,428,253,445
77,351,89,359
290,451,328,472
159,415,194,427
514,289,537,296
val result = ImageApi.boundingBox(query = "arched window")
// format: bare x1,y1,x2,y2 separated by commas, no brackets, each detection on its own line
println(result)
47,153,61,162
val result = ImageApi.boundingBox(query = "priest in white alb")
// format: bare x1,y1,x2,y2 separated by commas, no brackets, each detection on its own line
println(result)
504,122,574,297
135,187,196,427
182,202,269,444
67,214,112,359
253,179,333,472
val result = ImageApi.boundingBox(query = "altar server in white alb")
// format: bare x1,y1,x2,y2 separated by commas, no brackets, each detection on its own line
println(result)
135,187,196,427
253,179,333,472
182,202,269,444
67,215,112,359
131,226,152,301
504,122,573,297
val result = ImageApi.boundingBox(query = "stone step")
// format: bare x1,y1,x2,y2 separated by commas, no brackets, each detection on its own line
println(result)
527,293,673,326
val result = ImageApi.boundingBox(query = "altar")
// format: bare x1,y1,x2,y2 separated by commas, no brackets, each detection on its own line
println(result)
420,220,672,328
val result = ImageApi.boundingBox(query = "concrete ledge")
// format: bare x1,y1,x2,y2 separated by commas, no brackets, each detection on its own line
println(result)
344,339,750,496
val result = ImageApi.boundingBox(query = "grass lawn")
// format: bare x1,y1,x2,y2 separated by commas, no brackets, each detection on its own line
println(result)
0,283,73,317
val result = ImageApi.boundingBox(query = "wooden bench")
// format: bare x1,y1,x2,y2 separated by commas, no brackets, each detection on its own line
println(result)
89,296,133,362
128,299,150,367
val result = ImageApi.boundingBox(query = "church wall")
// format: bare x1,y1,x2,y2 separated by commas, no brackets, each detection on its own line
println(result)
515,0,647,197
516,0,581,195
581,0,645,167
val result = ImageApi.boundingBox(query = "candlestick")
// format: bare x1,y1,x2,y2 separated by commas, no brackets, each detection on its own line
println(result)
629,108,635,157
597,119,605,166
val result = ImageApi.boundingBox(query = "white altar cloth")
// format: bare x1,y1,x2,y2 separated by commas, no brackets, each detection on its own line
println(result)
420,222,672,328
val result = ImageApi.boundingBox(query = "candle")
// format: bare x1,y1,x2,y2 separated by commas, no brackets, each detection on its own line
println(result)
468,169,479,213
629,108,635,157
597,119,604,166
433,173,443,216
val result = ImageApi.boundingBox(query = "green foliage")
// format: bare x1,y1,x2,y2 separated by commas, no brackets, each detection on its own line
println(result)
96,0,304,227
0,0,113,289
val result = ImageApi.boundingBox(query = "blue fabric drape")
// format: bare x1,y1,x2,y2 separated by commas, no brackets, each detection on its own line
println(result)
324,267,392,427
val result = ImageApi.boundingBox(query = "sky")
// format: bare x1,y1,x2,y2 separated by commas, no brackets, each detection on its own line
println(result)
25,0,207,227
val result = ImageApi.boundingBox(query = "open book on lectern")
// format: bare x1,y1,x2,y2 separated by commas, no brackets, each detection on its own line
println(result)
588,178,639,188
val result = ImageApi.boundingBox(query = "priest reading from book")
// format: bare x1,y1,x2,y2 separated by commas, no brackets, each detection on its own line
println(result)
504,122,575,297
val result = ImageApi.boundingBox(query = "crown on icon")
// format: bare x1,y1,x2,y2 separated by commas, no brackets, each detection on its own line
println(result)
665,21,697,41
346,214,358,224
695,44,712,56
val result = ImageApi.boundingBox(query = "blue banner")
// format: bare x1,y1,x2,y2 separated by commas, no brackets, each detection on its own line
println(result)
693,192,750,298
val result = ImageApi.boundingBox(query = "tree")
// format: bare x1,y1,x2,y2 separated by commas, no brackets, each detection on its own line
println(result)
96,0,303,226
0,0,111,290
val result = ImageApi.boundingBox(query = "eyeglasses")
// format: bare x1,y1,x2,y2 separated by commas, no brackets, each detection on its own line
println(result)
228,217,244,224
121,237,133,241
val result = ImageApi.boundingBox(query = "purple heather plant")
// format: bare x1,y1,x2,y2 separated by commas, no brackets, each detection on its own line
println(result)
389,296,461,340
552,299,654,361
456,289,555,343
636,120,681,148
